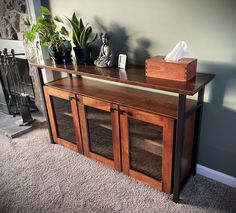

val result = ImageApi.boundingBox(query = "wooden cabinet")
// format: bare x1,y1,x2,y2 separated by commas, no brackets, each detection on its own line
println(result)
31,60,214,202
44,83,194,194
44,87,83,153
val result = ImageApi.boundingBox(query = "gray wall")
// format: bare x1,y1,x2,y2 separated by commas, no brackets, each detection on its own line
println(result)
48,0,236,177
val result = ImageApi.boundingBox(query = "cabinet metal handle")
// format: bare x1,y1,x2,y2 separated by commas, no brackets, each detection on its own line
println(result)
69,96,74,101
119,109,126,115
110,107,117,112
119,109,132,116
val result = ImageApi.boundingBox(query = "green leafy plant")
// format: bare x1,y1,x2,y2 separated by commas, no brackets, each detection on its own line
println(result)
24,6,69,52
67,13,97,48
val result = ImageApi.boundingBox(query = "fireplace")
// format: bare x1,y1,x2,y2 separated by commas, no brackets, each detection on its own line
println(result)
0,49,37,115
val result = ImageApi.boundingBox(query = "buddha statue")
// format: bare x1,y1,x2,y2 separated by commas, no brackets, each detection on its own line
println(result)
94,33,114,68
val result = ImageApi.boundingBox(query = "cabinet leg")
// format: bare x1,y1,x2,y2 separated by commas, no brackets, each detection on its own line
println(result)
173,94,186,203
36,67,54,143
192,88,205,175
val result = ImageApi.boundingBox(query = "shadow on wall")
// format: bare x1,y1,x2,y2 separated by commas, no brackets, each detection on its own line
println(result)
198,61,236,177
93,17,129,64
93,17,152,65
133,38,151,65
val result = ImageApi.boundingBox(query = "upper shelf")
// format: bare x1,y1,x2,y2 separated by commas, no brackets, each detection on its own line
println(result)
30,59,215,96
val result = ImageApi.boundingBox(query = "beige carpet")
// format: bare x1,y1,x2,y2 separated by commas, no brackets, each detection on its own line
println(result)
0,124,235,213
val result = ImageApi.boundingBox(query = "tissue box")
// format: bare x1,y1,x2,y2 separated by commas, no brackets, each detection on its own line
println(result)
146,55,197,82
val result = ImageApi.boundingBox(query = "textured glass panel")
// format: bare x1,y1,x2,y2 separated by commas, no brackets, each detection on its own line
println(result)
129,118,163,180
51,96,76,144
86,106,113,160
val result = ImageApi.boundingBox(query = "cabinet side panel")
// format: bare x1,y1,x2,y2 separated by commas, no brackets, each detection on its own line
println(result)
162,119,174,194
181,112,196,182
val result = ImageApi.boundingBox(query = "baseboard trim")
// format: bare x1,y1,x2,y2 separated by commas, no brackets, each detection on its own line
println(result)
196,164,236,188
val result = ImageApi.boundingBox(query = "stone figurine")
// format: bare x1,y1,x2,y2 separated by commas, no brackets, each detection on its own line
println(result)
94,33,114,68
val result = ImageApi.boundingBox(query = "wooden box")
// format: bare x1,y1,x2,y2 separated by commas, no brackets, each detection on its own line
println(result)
146,55,197,82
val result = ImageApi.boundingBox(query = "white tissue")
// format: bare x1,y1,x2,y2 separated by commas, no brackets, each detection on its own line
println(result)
164,41,189,62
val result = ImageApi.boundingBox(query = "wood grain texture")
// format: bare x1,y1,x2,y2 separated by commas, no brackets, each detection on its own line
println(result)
162,118,174,194
77,95,90,156
120,106,130,175
123,107,168,126
129,170,162,191
111,103,122,171
181,112,196,182
46,77,197,119
82,96,111,111
30,59,214,95
71,96,83,154
43,87,58,143
146,56,197,82
57,138,79,152
89,152,115,169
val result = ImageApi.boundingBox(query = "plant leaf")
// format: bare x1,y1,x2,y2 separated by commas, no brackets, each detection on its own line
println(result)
54,15,64,23
24,31,36,42
67,13,96,48
87,33,98,47
60,26,69,36
40,6,51,16
72,12,79,26
82,26,92,47
79,18,84,34
72,28,81,47
66,16,82,46
79,28,87,48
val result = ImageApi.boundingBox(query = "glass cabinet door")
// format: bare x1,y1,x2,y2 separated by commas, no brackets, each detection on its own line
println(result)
129,118,163,181
78,95,121,171
119,106,174,194
44,87,83,153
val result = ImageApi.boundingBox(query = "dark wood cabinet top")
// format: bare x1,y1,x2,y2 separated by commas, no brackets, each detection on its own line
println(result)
46,77,197,119
30,59,215,96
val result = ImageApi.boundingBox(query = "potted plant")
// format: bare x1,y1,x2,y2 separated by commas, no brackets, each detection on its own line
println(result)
24,6,72,64
67,13,97,64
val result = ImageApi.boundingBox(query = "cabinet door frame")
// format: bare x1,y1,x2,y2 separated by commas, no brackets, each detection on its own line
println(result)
77,95,121,171
44,86,83,153
119,106,174,194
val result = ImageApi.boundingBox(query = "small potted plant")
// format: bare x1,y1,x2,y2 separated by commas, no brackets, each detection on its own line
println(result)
67,13,97,64
24,6,72,64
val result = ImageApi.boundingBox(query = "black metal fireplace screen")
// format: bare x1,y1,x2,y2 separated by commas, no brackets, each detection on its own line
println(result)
0,48,37,116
